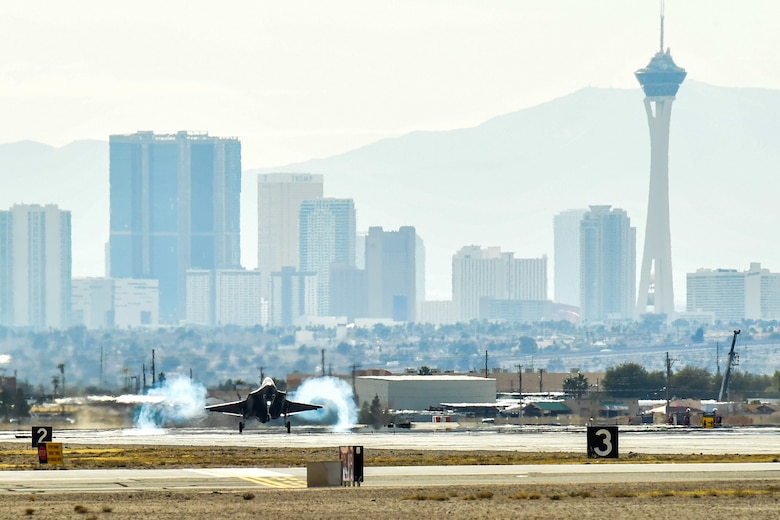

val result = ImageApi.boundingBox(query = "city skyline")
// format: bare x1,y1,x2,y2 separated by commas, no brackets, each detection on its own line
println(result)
2,3,780,309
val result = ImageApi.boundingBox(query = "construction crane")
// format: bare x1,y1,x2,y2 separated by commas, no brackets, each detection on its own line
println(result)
717,329,741,402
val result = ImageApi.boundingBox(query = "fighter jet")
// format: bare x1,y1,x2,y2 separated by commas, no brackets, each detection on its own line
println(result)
205,377,322,433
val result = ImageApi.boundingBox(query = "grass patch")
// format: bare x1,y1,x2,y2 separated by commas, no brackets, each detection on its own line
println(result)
5,444,780,471
403,493,449,501
74,504,90,514
509,492,541,500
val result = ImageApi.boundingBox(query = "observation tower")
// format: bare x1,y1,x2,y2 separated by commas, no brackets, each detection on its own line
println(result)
635,6,686,320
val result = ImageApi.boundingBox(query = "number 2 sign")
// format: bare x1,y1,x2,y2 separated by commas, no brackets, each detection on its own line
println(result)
31,426,53,448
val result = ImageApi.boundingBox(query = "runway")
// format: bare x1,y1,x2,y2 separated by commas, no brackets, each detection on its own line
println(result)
3,426,780,493
6,424,780,454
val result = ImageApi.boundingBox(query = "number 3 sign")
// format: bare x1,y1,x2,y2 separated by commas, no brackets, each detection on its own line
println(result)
587,425,619,458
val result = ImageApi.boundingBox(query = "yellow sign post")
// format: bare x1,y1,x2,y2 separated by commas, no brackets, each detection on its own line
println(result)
38,442,63,466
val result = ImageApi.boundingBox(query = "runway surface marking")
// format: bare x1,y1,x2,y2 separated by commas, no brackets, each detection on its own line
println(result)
187,468,306,489
239,476,306,489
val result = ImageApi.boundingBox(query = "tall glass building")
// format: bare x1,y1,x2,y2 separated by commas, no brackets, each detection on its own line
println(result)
109,131,241,323
298,198,356,316
579,205,636,323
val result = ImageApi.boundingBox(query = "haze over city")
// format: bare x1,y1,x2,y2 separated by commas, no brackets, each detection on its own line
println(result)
2,0,779,304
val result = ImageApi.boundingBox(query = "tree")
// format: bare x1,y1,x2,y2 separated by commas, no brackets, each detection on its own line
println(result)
562,373,589,398
358,395,386,430
601,362,664,398
691,327,705,343
670,367,715,399
13,389,30,421
369,394,384,429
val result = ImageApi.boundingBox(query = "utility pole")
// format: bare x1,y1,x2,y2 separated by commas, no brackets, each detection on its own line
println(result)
665,352,676,412
142,363,147,391
716,342,720,376
351,363,360,405
484,350,488,378
151,349,156,386
321,349,326,377
516,365,523,396
257,366,265,381
538,368,545,393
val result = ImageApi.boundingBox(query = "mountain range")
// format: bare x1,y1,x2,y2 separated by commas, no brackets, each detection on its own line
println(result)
2,81,778,307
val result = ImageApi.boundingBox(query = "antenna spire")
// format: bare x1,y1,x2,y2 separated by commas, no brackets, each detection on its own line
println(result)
660,0,665,52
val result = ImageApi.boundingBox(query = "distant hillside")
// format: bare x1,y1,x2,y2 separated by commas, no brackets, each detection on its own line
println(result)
0,139,109,278
249,81,780,302
2,81,779,306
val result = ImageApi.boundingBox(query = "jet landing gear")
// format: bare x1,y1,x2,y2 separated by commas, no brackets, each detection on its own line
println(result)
239,421,245,434
286,421,291,434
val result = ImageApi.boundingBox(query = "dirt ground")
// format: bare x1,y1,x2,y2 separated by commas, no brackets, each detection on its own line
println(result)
5,480,780,519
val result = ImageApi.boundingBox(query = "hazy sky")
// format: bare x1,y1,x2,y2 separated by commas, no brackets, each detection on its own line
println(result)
2,1,780,168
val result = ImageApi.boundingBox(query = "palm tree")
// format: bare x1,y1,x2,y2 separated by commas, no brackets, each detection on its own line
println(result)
57,363,65,397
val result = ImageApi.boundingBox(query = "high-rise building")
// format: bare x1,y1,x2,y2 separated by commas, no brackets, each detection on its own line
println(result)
269,267,318,327
257,173,323,296
215,270,263,327
185,269,214,326
0,211,11,326
365,226,421,322
109,131,241,323
72,277,158,329
329,263,366,321
298,198,356,316
185,269,263,326
553,209,586,307
452,246,547,323
0,204,71,329
687,263,780,322
635,11,686,320
580,205,636,323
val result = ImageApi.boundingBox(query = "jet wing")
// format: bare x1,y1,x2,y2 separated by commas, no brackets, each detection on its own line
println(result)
285,399,323,415
205,400,245,417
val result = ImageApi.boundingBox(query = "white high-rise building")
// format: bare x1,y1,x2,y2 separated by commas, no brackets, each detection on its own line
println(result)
257,173,323,297
114,279,159,327
215,270,263,327
185,270,214,326
554,209,586,307
0,204,71,329
687,262,780,322
72,277,158,329
580,206,636,323
452,246,547,323
185,269,263,326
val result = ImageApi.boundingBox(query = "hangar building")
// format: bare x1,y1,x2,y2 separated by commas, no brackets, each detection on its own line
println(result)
355,375,496,410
